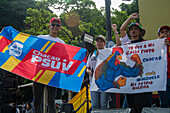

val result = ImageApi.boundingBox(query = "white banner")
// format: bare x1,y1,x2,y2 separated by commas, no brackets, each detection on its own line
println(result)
90,39,167,94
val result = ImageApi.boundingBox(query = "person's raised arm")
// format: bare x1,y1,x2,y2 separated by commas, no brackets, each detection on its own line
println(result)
112,24,121,46
120,13,139,38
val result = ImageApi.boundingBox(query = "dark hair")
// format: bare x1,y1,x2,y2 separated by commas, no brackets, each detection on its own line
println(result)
26,103,32,110
127,25,145,40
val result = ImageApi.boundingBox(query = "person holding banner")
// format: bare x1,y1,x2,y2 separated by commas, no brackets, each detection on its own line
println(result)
157,25,170,108
120,13,152,113
158,26,170,39
33,17,65,113
86,35,109,110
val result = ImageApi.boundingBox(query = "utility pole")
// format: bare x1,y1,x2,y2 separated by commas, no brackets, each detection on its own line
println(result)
105,0,112,41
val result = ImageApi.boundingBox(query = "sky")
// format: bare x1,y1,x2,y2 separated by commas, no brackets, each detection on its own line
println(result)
51,0,133,16
94,0,132,10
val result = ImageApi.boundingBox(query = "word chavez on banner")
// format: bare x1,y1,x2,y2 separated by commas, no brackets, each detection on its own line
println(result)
90,39,167,94
0,26,87,92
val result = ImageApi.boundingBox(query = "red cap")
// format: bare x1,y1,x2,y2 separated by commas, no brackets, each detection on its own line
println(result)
158,25,170,34
49,17,61,25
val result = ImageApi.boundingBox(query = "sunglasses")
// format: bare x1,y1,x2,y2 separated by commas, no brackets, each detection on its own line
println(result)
50,23,61,27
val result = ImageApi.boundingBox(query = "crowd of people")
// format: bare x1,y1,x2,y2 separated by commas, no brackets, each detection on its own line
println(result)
86,12,170,113
16,13,169,113
16,102,34,113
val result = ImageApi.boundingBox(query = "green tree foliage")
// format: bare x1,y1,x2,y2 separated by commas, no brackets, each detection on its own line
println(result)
48,0,96,13
111,0,139,41
119,0,139,15
23,0,139,46
0,0,140,102
46,0,107,46
111,10,128,28
25,1,73,44
0,0,36,30
25,8,54,35
111,9,128,41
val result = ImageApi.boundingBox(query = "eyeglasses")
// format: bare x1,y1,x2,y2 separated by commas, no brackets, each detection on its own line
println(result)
50,23,61,27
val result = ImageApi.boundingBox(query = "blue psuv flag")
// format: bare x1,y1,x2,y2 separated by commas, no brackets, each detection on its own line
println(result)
0,26,87,92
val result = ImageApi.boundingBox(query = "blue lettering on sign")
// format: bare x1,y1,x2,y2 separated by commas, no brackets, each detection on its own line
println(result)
136,75,160,82
142,56,162,62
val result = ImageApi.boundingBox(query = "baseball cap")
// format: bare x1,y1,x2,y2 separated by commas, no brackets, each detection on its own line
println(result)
158,25,170,34
95,35,106,43
128,22,145,37
49,17,61,25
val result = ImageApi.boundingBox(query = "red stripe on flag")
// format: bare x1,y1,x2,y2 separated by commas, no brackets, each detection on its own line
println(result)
12,54,45,80
34,70,45,82
0,36,12,52
12,42,85,79
24,49,82,75
82,54,87,63
12,61,38,80
47,42,81,59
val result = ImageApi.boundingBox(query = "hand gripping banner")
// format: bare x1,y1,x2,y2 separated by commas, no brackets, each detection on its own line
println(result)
0,26,87,92
90,39,167,93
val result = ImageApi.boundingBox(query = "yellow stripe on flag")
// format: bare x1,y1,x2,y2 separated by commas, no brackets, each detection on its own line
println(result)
40,41,51,52
13,32,30,43
45,42,55,53
1,56,21,71
2,46,9,53
69,85,91,113
32,70,43,81
169,46,170,53
2,32,30,53
37,70,56,84
152,91,158,94
77,65,86,77
0,36,3,40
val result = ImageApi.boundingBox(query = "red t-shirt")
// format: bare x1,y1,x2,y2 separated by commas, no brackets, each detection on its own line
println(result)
167,37,170,78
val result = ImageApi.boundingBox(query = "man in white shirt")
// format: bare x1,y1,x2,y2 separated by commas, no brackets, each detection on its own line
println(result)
33,17,65,113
